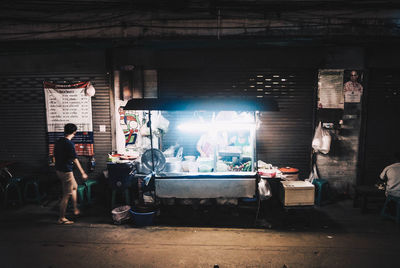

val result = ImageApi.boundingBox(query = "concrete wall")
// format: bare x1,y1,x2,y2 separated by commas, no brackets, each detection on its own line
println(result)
315,48,365,194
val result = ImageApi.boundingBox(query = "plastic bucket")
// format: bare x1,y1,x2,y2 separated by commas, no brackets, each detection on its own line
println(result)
129,210,155,226
111,205,131,224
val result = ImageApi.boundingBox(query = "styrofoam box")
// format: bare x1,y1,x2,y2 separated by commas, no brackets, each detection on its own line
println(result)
280,181,315,206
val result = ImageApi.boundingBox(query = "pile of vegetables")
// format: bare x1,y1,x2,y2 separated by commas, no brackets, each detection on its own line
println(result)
232,161,252,171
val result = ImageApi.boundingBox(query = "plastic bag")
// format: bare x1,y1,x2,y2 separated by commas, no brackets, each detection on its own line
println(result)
257,160,273,169
163,146,176,158
312,122,331,154
85,82,96,97
312,122,323,152
258,178,272,200
306,163,319,184
175,147,183,159
320,129,331,154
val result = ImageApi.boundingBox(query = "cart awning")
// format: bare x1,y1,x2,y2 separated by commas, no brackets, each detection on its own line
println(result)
124,97,279,111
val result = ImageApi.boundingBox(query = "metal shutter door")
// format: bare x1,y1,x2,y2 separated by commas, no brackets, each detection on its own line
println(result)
159,69,316,178
0,73,112,177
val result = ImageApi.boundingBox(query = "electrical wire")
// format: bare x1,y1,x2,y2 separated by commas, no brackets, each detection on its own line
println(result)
1,1,400,41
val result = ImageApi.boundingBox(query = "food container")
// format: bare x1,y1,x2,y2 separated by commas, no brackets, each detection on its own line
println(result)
198,164,213,172
184,155,196,162
188,161,199,173
163,157,182,172
119,155,137,160
258,169,276,178
108,153,121,163
216,161,228,172
164,161,182,172
279,167,299,181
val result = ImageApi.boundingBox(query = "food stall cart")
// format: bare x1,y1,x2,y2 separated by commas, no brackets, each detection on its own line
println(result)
122,97,278,201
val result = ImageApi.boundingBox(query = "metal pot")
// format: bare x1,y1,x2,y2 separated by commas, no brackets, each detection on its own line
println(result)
163,161,182,173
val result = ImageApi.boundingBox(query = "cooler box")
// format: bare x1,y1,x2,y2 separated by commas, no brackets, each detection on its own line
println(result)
280,181,315,206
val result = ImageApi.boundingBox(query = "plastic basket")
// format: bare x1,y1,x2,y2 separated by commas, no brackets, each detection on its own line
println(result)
111,205,131,224
129,210,155,226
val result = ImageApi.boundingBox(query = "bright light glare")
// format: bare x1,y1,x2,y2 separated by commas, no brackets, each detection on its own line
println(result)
178,122,256,132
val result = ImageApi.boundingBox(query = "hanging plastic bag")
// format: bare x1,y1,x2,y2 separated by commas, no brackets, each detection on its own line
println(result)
85,82,96,97
312,122,331,154
320,129,331,154
306,163,319,184
258,178,272,200
312,122,323,152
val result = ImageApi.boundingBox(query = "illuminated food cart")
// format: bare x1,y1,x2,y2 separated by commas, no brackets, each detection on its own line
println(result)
123,98,278,200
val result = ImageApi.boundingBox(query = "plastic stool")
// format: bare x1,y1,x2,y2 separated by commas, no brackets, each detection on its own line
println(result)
111,188,131,209
312,179,329,206
4,177,23,207
381,195,400,224
84,179,98,204
23,178,46,204
77,184,86,205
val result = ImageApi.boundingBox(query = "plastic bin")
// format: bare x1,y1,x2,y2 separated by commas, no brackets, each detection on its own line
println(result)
129,210,155,226
111,205,131,224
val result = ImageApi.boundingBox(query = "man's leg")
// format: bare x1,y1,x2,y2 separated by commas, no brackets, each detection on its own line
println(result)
59,193,71,220
71,178,80,215
57,171,74,224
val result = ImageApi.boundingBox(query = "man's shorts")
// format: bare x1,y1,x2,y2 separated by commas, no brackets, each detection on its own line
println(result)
56,171,78,195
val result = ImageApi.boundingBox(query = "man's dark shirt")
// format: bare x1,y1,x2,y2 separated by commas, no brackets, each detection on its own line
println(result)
54,137,77,172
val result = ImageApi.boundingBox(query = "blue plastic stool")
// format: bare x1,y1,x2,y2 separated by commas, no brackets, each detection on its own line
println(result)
381,195,400,224
312,179,329,206
23,177,46,204
84,179,98,204
4,177,23,207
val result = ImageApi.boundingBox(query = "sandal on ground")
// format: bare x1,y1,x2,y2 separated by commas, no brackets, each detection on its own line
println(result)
57,219,74,225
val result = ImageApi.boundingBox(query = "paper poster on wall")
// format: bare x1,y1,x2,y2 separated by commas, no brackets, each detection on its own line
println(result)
343,70,363,103
44,81,94,156
318,69,344,109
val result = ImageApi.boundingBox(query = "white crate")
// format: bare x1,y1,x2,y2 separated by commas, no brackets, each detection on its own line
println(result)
280,181,315,206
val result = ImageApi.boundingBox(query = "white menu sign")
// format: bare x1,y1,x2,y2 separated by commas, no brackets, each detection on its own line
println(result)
44,82,93,132
318,69,344,109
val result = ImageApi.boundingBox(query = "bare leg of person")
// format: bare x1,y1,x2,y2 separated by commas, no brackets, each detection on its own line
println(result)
71,189,80,215
58,194,73,224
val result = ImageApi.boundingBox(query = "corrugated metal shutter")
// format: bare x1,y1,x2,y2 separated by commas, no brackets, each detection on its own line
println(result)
0,73,112,177
159,69,316,178
362,69,400,185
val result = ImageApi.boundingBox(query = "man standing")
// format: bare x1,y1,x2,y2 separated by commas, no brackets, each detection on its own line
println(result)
380,153,400,198
54,123,88,224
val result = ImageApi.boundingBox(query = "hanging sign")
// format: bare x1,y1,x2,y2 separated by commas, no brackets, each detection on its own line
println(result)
318,69,345,109
44,81,94,156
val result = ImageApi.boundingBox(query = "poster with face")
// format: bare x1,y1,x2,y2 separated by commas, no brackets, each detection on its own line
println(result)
343,70,364,103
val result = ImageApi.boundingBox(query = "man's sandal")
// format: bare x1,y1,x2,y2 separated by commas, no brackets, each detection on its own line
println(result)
57,219,74,225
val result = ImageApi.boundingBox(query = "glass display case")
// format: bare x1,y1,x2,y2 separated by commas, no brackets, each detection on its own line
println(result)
159,110,257,175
